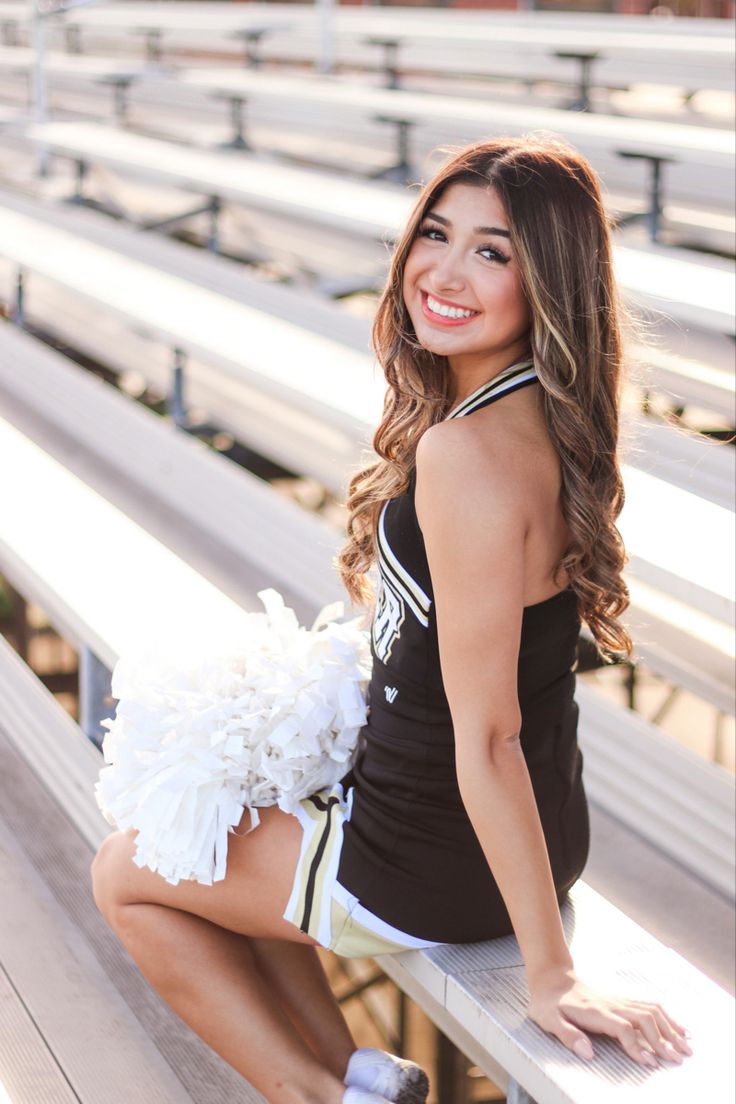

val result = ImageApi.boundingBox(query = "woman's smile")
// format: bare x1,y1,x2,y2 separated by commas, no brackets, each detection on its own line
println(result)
421,290,481,327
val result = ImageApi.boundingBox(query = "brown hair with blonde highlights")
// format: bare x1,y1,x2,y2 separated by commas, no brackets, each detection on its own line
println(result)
335,134,642,663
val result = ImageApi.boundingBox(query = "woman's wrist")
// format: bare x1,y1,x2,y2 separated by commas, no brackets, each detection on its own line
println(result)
526,955,576,995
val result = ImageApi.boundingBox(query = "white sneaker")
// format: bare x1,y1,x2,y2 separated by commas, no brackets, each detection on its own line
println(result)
343,1089,392,1104
345,1048,430,1104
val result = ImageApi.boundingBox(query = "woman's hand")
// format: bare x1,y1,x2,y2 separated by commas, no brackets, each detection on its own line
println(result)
527,967,694,1066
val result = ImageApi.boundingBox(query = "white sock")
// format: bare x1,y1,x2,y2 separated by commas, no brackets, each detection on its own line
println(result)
342,1088,391,1104
345,1047,429,1103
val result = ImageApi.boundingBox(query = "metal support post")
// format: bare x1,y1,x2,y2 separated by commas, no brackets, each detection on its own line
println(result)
71,157,87,204
573,55,595,112
613,151,676,245
396,119,411,178
79,646,113,749
553,49,599,113
111,78,131,126
647,157,664,243
624,660,637,712
507,1077,538,1104
207,195,221,254
381,39,400,90
219,96,252,151
242,28,265,68
370,116,415,186
364,36,401,90
11,267,25,327
169,347,188,429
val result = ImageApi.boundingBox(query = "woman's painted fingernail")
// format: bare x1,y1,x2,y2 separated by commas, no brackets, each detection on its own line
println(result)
641,1050,657,1066
573,1039,593,1060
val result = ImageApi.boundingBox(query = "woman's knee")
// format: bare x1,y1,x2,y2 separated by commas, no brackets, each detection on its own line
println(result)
90,829,138,918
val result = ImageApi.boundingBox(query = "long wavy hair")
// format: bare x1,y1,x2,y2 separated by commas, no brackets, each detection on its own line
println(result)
336,134,644,662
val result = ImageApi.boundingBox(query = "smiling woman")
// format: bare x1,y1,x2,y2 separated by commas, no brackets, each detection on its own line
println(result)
91,135,692,1104
334,134,692,1069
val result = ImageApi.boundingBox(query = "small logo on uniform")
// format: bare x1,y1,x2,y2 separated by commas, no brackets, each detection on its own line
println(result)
384,685,398,703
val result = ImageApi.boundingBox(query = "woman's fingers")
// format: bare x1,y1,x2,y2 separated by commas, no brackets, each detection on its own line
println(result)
622,1007,685,1064
622,1002,694,1058
529,977,695,1068
598,1012,662,1065
637,1001,693,1045
552,1011,648,1065
567,1004,690,1067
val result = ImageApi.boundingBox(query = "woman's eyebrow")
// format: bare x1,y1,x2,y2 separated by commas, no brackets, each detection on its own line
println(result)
423,210,511,238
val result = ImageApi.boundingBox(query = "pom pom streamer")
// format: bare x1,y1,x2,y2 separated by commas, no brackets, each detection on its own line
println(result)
95,589,372,886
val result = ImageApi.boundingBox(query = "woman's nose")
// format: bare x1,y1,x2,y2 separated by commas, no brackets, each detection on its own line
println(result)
428,251,466,292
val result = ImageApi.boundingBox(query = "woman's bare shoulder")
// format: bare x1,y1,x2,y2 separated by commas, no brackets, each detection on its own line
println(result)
414,418,529,536
416,412,504,462
416,399,561,541
415,413,535,494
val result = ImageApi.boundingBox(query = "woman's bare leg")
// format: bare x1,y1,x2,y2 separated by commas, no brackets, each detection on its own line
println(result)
90,806,363,1104
107,898,347,1104
249,939,356,1079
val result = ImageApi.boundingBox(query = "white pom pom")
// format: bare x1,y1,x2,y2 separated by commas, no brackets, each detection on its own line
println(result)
95,589,372,885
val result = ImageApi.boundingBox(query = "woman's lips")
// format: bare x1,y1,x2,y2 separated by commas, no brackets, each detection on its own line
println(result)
420,290,480,327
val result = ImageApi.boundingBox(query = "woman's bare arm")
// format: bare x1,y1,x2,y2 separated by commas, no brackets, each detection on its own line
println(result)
414,419,573,989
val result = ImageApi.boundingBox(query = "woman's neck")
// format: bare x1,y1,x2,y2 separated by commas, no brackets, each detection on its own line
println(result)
447,348,533,407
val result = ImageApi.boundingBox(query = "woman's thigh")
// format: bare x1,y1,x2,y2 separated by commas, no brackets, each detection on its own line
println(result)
90,804,320,947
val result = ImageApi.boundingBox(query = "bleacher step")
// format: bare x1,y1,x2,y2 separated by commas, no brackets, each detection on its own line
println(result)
0,764,202,1103
0,702,264,1104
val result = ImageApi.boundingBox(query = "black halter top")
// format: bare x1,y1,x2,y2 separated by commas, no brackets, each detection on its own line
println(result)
336,357,591,943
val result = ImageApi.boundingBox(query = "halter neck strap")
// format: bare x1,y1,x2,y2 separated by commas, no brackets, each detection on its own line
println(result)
445,357,537,420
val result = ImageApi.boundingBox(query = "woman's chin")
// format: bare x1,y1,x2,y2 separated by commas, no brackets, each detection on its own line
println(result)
412,318,450,342
418,332,472,355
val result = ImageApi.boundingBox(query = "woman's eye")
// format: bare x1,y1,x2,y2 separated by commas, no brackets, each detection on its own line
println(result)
417,226,509,264
479,245,509,263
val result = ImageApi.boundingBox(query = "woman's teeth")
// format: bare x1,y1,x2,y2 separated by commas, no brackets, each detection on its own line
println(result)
426,293,478,319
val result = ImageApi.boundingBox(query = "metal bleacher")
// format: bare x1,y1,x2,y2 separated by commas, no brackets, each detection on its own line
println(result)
0,7,733,1103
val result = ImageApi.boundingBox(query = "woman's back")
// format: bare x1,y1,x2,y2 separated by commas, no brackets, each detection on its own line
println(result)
336,360,591,943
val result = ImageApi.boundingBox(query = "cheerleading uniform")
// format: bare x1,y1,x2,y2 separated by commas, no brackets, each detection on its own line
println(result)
282,357,591,955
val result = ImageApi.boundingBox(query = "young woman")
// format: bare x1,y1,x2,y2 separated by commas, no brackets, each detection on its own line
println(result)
90,136,692,1104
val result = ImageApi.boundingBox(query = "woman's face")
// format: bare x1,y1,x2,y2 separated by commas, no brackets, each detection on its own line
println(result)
402,181,532,376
